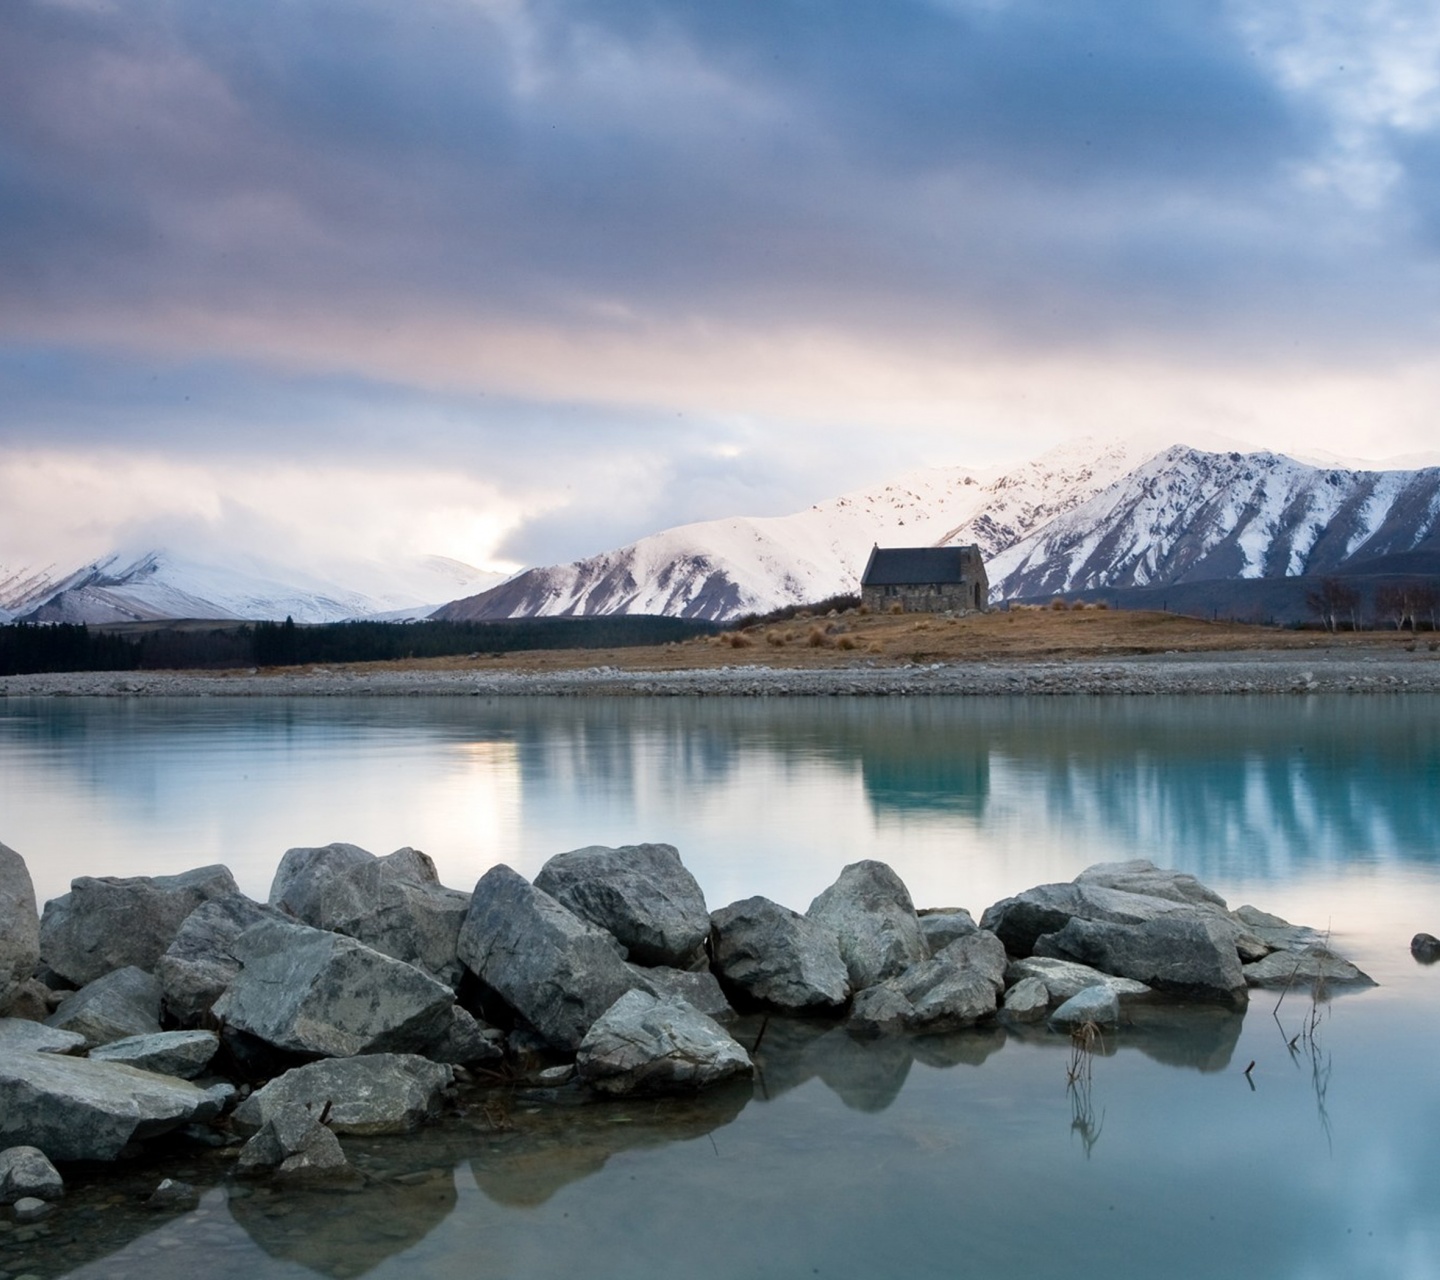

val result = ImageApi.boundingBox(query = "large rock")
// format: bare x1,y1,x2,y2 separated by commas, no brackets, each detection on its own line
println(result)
917,908,978,955
1000,976,1050,1022
980,880,1202,957
457,865,640,1052
0,1019,85,1056
39,865,239,988
423,1006,504,1066
1242,948,1375,988
806,861,927,991
89,1030,219,1079
44,967,161,1048
157,894,278,1026
1004,956,1152,1005
534,843,710,968
849,931,1007,1036
709,897,850,1014
212,918,455,1059
630,964,734,1021
1076,860,1229,910
271,845,470,988
0,1146,64,1204
231,1054,453,1136
0,844,40,1012
268,842,376,919
0,1051,213,1161
1229,905,1327,953
1034,915,1247,1000
576,991,752,1096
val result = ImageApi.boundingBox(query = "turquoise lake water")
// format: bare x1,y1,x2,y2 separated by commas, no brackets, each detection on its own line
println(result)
1,694,1438,1280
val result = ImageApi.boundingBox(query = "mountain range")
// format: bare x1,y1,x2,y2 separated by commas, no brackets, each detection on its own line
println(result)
6,440,1439,628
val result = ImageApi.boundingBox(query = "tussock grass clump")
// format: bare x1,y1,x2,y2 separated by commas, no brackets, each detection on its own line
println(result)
1049,598,1068,611
889,603,904,615
807,626,830,648
765,631,786,647
722,632,755,649
836,634,859,650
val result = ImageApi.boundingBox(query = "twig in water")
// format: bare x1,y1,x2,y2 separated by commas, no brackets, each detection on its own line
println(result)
751,1016,770,1055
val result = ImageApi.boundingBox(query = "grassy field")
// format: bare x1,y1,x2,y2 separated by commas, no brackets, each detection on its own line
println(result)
304,606,1434,676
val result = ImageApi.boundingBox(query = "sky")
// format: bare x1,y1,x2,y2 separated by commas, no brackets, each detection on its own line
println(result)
3,0,1440,585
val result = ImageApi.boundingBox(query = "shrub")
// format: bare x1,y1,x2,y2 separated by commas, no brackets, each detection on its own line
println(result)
807,626,829,648
837,634,858,650
1049,598,1068,611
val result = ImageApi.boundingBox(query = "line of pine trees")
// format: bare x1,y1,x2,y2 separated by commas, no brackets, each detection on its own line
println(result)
0,616,719,676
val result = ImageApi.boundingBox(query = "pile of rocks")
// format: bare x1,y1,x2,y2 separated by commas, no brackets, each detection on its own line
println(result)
0,835,1375,1206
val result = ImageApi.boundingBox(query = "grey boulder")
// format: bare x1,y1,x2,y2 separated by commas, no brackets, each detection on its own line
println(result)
1229,905,1327,954
44,967,161,1048
0,844,40,1012
1035,915,1247,1000
1076,860,1229,910
917,908,979,954
271,845,470,987
534,843,710,967
231,1054,453,1136
0,1146,64,1204
457,864,640,1052
1000,976,1051,1022
212,917,455,1059
576,990,753,1096
39,864,239,988
0,1019,85,1056
1004,956,1152,1005
980,879,1204,957
1412,932,1440,963
423,1005,504,1066
709,896,850,1014
236,1106,353,1182
806,860,927,990
0,1051,214,1161
1049,985,1121,1031
849,931,1007,1036
89,1030,219,1079
157,893,278,1026
630,964,734,1021
1242,948,1375,988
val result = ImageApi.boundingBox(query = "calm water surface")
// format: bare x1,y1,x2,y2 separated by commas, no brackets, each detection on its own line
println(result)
1,695,1438,1280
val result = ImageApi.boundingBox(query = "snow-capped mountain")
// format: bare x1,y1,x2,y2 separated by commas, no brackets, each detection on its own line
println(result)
14,550,500,625
435,437,1153,622
989,446,1440,598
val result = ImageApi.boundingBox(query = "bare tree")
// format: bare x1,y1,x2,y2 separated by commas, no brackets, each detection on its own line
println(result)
1306,578,1360,633
1374,582,1417,631
1412,581,1440,632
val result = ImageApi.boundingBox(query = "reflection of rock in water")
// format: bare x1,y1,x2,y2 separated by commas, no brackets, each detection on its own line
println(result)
468,1082,751,1207
228,1166,457,1278
1003,1001,1245,1073
746,1015,1006,1112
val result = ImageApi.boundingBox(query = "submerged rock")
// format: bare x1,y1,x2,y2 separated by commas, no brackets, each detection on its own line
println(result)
40,864,239,988
44,966,162,1048
213,917,455,1059
0,1051,213,1161
157,893,278,1026
89,1030,219,1079
457,864,639,1052
849,931,1007,1035
535,843,711,968
0,1145,64,1204
709,896,850,1014
806,860,927,990
576,990,752,1096
231,1054,453,1136
0,843,40,1013
1241,948,1375,988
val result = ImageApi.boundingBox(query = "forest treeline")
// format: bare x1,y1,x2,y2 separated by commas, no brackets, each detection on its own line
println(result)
0,616,720,676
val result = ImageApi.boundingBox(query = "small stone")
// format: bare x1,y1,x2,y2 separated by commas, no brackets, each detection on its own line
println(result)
145,1179,199,1211
0,1148,63,1205
1411,933,1440,963
10,1199,50,1224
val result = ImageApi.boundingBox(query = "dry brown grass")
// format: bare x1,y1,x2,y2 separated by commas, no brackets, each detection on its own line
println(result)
270,607,1430,680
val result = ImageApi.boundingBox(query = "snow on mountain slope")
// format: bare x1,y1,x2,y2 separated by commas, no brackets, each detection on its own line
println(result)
17,549,500,625
988,446,1440,599
436,437,1154,622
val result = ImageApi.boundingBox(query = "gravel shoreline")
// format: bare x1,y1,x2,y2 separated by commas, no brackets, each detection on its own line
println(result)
5,648,1440,697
